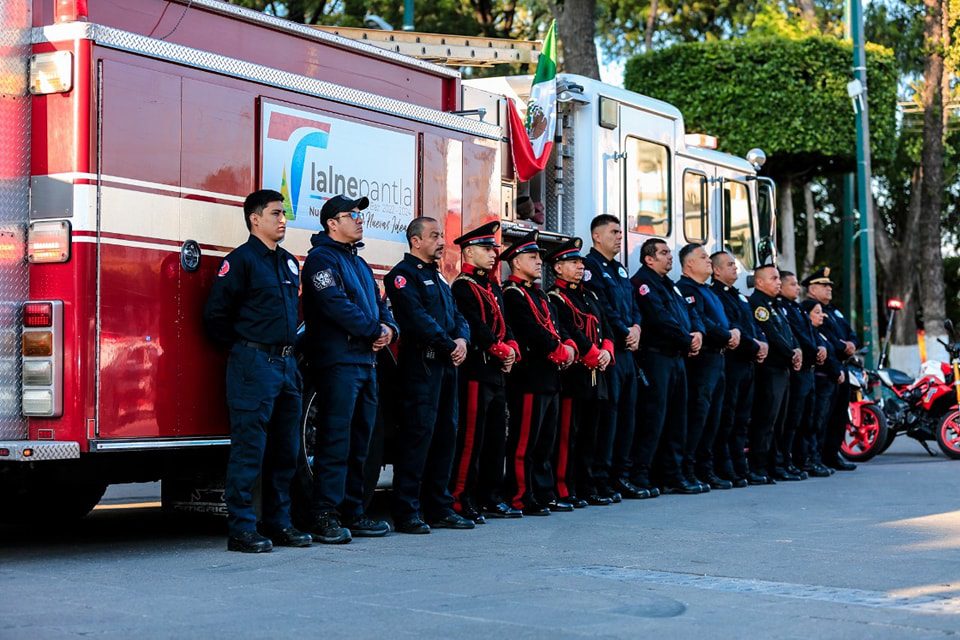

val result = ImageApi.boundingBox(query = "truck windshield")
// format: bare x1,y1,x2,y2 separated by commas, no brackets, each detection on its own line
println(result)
723,180,756,270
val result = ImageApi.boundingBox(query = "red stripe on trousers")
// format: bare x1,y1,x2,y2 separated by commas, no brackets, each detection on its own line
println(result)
556,397,573,498
511,393,535,510
452,380,480,512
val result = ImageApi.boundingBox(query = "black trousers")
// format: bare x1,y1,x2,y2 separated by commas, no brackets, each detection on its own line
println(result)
596,350,637,486
715,359,754,479
392,356,458,521
631,350,687,487
784,369,815,468
749,366,790,473
554,395,603,500
823,381,850,463
685,352,725,479
449,378,507,512
504,390,559,509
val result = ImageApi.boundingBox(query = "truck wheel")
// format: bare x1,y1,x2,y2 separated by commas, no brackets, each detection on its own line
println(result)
936,410,960,459
841,403,888,462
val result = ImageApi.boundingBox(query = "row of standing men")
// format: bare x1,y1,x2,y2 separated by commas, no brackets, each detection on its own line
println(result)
204,190,859,553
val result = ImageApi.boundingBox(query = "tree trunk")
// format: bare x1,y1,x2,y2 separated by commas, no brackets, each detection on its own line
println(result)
802,181,817,275
548,0,600,79
645,0,659,52
777,176,797,273
918,0,947,337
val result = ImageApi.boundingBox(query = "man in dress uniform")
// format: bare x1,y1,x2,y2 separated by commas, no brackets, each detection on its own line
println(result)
749,265,802,484
677,244,739,491
300,194,399,544
803,267,857,471
710,251,768,488
546,238,616,507
501,230,577,515
385,217,474,534
630,238,704,495
581,215,646,501
203,189,312,553
448,221,522,523
778,270,824,481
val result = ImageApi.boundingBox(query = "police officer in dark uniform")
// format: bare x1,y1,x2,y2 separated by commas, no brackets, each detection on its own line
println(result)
630,238,704,495
203,189,312,553
385,217,474,534
547,238,616,507
710,251,768,488
677,244,739,491
448,221,522,523
779,270,822,481
749,265,802,484
803,267,857,471
300,195,399,544
800,299,844,476
501,230,577,515
582,214,646,501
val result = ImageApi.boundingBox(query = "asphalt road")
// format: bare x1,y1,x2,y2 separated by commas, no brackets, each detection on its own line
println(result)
2,439,959,639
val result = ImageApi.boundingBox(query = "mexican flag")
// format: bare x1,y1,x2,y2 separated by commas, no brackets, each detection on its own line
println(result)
507,20,557,182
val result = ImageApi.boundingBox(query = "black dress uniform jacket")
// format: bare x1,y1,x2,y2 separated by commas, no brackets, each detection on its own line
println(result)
582,248,642,349
631,265,694,354
818,302,859,354
385,253,470,357
451,264,518,386
502,276,570,394
749,290,799,369
678,276,729,351
712,282,762,361
548,279,613,399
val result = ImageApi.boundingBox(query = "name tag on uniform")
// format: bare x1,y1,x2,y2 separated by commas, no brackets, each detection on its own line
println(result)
424,280,435,286
673,286,683,297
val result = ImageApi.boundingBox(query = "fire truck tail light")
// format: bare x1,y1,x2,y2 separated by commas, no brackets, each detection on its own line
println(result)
29,51,74,95
28,220,71,263
23,361,53,386
22,390,54,416
55,0,90,23
22,332,53,357
23,302,53,327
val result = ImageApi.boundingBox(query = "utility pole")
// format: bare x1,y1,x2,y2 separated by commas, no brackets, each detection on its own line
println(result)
849,0,880,367
403,0,414,30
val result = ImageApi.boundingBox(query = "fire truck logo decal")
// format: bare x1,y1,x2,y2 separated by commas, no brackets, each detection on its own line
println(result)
218,260,230,277
394,275,407,289
638,284,650,296
312,269,335,291
266,112,332,221
287,258,299,275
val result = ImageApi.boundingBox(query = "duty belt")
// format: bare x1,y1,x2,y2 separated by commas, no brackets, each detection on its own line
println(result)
240,340,295,357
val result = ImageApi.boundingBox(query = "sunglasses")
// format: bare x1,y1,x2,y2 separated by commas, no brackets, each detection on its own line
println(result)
334,211,364,222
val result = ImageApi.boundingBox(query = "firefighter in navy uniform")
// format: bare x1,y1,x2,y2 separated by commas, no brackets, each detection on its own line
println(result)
778,270,822,481
385,217,474,534
203,189,312,553
800,298,844,477
748,265,802,484
710,251,768,488
546,238,617,507
581,214,646,501
448,221,523,523
630,238,704,496
803,267,858,471
501,230,577,515
676,244,739,491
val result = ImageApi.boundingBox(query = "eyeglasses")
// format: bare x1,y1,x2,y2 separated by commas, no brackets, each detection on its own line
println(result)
334,211,364,222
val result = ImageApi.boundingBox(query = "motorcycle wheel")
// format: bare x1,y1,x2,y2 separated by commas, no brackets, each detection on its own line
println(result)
879,429,897,454
936,410,960,460
841,403,889,462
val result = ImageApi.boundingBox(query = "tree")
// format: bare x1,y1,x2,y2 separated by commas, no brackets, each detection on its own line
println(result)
546,0,601,77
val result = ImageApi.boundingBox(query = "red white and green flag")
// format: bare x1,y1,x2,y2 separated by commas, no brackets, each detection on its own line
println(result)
507,20,557,182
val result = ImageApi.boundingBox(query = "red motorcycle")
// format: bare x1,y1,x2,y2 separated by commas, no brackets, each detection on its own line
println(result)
842,305,960,462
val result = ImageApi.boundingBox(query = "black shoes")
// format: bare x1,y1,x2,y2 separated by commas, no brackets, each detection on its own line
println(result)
825,457,857,471
663,479,703,495
562,496,589,509
345,516,391,537
395,516,431,534
803,463,832,478
746,471,770,486
703,473,734,490
228,530,273,553
585,494,613,506
731,477,749,488
600,486,623,503
261,526,312,548
482,502,523,518
308,513,352,544
614,479,651,500
429,512,476,530
773,467,803,482
522,504,551,516
547,500,575,512
785,464,808,479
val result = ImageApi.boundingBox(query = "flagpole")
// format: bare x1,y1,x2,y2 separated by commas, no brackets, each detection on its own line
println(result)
554,110,563,229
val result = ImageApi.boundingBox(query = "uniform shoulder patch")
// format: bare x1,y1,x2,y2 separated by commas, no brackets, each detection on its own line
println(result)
287,258,299,275
685,296,695,304
394,275,407,289
312,268,336,291
583,270,592,282
217,260,230,277
638,284,650,296
754,306,770,322
618,266,628,278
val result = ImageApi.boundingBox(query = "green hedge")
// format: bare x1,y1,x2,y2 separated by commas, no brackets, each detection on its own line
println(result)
624,36,899,175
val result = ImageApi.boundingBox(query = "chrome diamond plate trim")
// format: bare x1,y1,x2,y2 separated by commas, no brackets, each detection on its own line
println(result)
0,1,31,440
0,441,80,461
35,23,501,141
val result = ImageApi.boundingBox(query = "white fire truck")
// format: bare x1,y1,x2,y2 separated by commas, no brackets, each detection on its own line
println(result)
0,0,776,521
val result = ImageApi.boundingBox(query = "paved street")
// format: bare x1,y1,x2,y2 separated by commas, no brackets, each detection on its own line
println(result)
2,440,959,639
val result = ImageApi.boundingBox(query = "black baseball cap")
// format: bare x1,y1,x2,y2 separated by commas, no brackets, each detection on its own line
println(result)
320,195,369,227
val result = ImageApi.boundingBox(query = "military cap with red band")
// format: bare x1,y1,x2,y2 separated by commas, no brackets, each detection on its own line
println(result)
454,220,501,248
500,229,543,263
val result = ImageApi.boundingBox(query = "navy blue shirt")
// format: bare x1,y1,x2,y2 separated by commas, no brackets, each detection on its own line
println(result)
582,247,642,349
780,296,819,370
631,265,694,354
749,290,799,369
678,275,730,351
711,281,761,362
816,301,859,355
203,235,299,348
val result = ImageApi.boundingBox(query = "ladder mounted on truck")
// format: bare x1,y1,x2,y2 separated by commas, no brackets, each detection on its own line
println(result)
314,26,541,67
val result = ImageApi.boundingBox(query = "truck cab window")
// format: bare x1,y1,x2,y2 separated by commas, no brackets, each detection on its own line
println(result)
723,180,756,270
624,137,670,237
683,170,707,243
